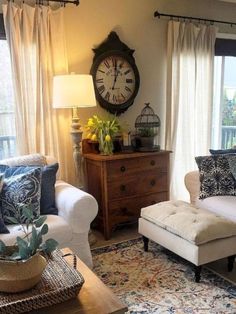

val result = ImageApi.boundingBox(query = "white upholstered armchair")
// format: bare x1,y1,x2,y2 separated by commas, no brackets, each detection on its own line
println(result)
0,154,98,268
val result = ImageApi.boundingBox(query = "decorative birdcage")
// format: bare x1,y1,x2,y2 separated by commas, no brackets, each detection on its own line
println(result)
135,103,160,142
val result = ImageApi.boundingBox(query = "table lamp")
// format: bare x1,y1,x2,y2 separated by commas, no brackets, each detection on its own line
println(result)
53,74,96,188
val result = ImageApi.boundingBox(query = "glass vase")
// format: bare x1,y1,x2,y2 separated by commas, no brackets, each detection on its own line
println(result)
98,135,114,155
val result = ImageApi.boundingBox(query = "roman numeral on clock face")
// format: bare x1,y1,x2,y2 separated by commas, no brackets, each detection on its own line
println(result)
112,94,117,103
124,69,131,75
119,62,124,69
104,59,110,69
98,85,105,94
111,57,116,67
121,93,126,101
105,92,110,101
126,79,133,83
125,86,132,93
96,78,104,84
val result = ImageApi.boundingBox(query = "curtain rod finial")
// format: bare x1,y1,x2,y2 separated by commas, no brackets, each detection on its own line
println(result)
154,11,160,18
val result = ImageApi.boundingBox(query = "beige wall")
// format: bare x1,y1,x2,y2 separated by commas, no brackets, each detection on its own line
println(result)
64,0,236,147
1,0,236,152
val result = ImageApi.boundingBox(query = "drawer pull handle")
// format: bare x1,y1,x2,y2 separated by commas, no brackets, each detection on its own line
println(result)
120,184,126,191
150,160,156,166
120,166,126,172
150,179,156,186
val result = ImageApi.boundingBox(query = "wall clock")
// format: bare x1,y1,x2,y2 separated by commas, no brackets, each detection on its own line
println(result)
90,32,140,115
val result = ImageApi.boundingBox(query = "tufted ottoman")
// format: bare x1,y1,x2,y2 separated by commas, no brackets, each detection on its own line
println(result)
139,200,236,282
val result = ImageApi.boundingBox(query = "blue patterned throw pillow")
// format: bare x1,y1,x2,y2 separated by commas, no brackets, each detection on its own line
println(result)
3,164,59,215
226,155,236,180
0,167,42,224
195,155,236,199
0,164,9,175
0,214,9,233
0,173,4,194
209,148,236,155
0,173,9,234
40,163,59,215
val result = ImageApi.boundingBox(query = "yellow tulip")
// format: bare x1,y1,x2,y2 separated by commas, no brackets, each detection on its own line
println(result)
87,120,94,127
87,133,92,139
91,134,97,141
105,134,111,142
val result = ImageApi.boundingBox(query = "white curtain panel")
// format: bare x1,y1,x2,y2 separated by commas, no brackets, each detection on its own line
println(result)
165,21,216,201
2,3,75,185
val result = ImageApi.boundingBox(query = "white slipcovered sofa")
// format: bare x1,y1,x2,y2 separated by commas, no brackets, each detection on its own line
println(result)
185,171,236,221
0,154,98,268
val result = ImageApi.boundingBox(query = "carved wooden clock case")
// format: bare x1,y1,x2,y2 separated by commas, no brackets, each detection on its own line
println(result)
90,32,140,115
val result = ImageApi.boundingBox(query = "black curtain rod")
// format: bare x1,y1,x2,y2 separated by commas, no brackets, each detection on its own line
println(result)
19,0,79,5
49,0,79,5
154,10,236,27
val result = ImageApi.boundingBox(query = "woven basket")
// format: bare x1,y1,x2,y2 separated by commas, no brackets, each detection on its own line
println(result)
0,249,84,314
0,253,47,293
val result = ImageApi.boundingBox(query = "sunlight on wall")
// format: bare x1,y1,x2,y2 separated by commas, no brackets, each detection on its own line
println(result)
63,0,236,150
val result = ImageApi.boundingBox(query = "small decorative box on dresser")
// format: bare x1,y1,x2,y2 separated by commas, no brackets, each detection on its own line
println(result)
83,151,171,240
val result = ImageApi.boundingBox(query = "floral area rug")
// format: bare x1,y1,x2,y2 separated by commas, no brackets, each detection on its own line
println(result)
92,238,236,314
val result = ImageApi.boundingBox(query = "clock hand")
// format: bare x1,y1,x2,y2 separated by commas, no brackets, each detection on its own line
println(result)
112,59,118,90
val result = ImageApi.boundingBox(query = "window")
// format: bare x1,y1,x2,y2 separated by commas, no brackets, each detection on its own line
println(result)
0,14,16,159
212,36,236,149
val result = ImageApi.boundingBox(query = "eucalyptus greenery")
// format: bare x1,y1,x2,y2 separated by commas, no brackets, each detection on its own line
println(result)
0,204,58,261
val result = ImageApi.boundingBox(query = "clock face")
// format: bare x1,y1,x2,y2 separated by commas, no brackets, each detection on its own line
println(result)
95,55,136,105
91,51,140,115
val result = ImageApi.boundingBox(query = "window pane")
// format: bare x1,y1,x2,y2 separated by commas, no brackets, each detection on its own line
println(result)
212,56,236,149
0,39,16,159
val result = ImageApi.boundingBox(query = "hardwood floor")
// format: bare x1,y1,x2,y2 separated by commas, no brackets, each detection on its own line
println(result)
206,259,236,284
90,222,140,249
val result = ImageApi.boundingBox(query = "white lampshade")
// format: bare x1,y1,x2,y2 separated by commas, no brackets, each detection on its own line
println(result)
52,74,97,108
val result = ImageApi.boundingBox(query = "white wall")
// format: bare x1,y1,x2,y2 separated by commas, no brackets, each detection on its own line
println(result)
63,0,236,147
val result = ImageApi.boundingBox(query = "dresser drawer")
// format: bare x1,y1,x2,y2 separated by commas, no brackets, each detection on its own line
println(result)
107,170,168,200
106,154,167,180
84,150,171,239
108,192,168,224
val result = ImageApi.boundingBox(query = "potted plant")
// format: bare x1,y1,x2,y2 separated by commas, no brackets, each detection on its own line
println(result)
85,115,121,155
137,127,157,148
0,204,58,293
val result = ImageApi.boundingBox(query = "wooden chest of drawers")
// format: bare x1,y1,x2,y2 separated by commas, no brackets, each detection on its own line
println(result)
83,151,171,239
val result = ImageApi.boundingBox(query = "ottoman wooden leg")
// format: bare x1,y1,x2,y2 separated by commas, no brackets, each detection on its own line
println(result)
227,255,236,272
143,236,149,252
194,265,202,283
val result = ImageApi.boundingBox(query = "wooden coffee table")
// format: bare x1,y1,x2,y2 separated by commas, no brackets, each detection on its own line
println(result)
30,248,128,314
